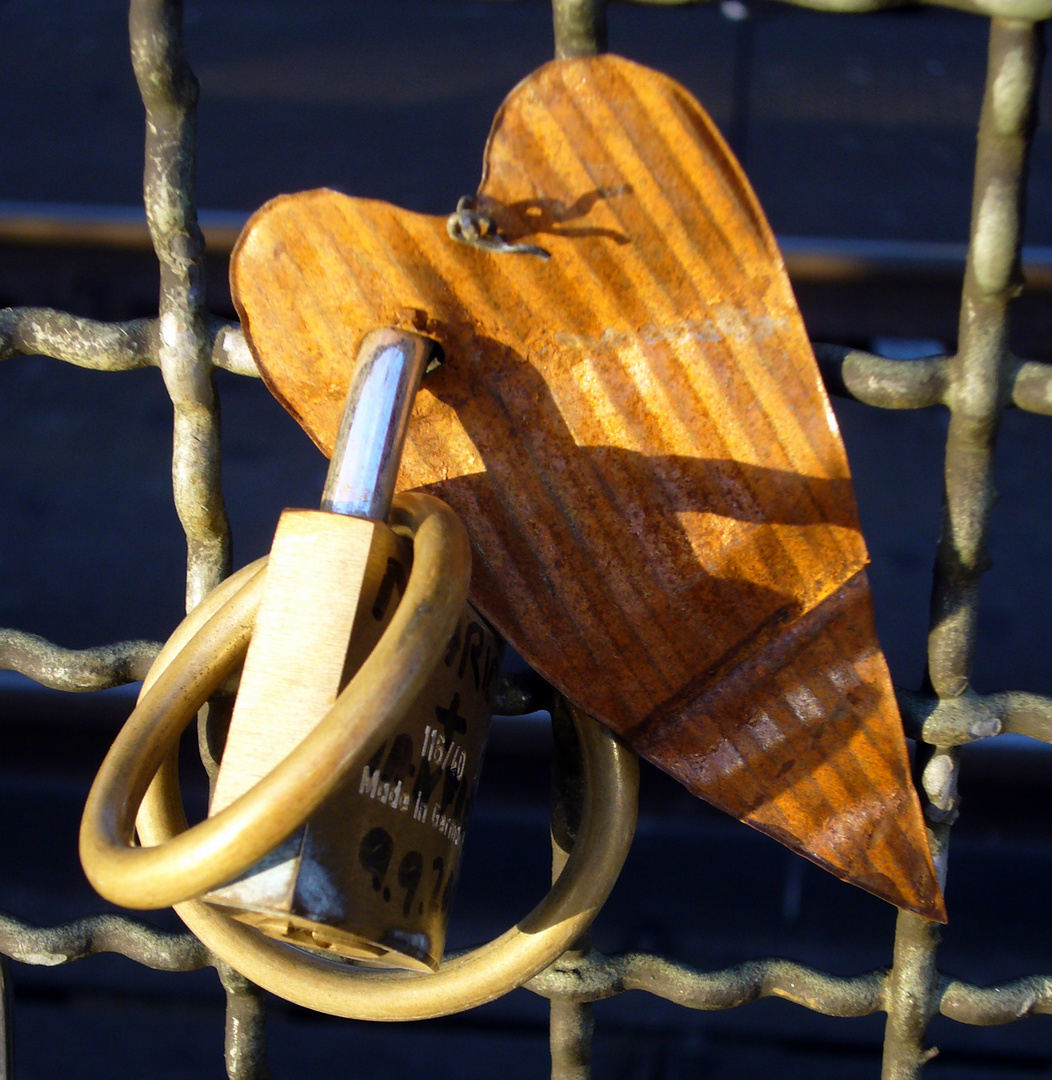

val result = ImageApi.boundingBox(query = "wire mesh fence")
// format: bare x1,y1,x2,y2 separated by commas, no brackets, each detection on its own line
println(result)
1,1,1051,1078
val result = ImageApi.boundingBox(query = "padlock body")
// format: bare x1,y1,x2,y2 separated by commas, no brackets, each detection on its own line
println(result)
208,509,406,808
204,508,500,971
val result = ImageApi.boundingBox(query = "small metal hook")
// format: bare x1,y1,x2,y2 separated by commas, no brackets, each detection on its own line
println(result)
446,196,550,260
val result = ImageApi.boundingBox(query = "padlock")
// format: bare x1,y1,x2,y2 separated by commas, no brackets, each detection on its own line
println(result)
203,327,502,972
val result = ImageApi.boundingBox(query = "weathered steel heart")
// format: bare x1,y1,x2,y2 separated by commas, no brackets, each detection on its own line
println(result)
231,55,944,921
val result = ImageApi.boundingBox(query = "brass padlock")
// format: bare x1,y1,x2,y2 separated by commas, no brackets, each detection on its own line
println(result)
204,328,501,972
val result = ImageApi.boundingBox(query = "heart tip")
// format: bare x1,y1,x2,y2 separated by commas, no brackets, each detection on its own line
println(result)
738,815,948,925
835,860,947,925
899,887,948,925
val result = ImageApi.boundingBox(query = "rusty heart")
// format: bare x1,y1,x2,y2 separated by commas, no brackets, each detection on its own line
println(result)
230,55,944,921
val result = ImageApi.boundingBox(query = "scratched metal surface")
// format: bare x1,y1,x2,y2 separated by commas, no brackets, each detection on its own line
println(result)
0,2,1050,1079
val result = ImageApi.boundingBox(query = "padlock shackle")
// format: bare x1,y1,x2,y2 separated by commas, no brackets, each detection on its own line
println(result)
320,327,436,521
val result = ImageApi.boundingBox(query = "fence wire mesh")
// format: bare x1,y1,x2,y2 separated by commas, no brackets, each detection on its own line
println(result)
0,1,1050,1078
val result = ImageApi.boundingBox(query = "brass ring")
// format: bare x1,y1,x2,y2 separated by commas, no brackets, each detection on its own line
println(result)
82,489,638,1018
138,704,637,1020
80,493,472,910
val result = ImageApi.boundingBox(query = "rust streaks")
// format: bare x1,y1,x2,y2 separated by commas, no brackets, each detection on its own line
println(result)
231,54,943,920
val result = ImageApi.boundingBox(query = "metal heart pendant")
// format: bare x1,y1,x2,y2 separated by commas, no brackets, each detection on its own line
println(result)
230,54,944,922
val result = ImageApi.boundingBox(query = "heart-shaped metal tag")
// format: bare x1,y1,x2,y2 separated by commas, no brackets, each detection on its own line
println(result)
231,55,944,921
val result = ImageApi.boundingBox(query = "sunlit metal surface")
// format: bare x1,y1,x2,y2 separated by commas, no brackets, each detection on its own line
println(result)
321,329,434,521
0,1,1049,1078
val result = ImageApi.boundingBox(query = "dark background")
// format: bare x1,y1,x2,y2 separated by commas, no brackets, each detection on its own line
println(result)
0,2,1050,1077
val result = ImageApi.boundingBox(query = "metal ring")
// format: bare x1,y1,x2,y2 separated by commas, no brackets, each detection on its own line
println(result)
82,487,638,1017
138,700,637,1019
79,493,472,909
130,513,636,1018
